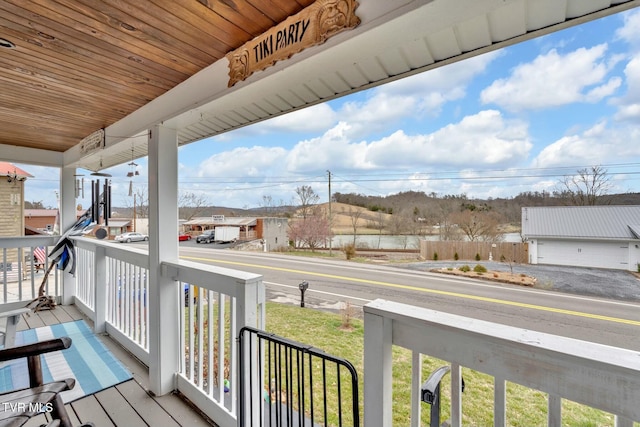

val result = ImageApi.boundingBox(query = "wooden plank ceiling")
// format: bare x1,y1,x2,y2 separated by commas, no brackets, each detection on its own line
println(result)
2,0,639,173
0,0,314,152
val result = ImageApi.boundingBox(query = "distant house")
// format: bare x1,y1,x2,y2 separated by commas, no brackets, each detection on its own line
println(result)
522,206,640,271
0,162,32,239
1,162,33,273
24,209,58,234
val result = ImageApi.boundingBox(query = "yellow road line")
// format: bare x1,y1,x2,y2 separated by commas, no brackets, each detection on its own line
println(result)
182,255,640,327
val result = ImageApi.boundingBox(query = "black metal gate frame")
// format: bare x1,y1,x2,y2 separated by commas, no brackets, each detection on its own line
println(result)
238,326,360,427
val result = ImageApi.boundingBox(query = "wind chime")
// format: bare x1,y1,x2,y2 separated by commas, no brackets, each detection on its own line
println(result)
74,174,84,198
127,146,139,196
28,173,111,311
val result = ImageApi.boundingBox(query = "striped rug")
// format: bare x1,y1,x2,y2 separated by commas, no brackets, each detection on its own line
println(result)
0,319,132,403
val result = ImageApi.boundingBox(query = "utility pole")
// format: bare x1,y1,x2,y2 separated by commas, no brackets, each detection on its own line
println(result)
327,170,332,256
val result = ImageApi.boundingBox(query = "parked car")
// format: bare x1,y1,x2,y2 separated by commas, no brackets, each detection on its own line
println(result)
179,233,191,241
196,230,215,244
115,232,149,243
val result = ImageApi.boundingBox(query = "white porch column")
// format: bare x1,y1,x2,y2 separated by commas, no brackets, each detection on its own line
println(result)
147,124,180,396
93,245,107,334
60,166,77,305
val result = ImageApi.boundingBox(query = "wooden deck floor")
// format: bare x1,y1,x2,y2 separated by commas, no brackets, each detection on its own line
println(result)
16,305,216,427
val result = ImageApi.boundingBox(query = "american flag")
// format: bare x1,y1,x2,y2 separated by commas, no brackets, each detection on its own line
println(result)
33,246,47,264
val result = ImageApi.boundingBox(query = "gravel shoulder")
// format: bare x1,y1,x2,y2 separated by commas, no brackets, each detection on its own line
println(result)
391,261,640,302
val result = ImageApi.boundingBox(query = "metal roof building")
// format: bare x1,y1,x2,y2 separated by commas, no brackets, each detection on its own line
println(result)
522,206,640,271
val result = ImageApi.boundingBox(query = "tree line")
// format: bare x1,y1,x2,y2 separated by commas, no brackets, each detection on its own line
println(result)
288,166,640,247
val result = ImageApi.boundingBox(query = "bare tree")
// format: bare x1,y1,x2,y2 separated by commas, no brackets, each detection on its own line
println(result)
295,185,320,219
260,195,275,216
367,210,387,249
179,191,210,220
387,213,410,235
450,210,502,242
344,206,363,246
431,199,460,241
557,165,612,206
288,208,331,251
122,187,149,218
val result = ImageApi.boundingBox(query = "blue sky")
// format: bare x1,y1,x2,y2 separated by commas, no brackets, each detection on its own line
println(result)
17,8,640,210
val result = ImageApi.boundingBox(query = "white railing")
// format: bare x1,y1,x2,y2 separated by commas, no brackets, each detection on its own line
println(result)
73,237,151,363
0,236,59,308
70,238,264,427
163,259,265,427
363,299,640,427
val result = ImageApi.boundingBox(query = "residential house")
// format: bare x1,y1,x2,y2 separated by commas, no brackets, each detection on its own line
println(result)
24,209,58,235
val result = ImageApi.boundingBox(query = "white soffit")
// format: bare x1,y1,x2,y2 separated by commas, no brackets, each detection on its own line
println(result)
73,0,639,171
168,0,639,147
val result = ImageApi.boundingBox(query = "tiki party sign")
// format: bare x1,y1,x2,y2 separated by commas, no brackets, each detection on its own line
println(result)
226,0,360,87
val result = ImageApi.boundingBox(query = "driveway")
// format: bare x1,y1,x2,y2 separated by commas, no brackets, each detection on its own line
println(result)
393,261,640,302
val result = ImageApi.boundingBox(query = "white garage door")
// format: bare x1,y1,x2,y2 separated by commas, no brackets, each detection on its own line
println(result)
537,240,629,269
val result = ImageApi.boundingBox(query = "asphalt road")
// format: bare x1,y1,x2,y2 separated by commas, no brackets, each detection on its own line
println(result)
178,248,640,351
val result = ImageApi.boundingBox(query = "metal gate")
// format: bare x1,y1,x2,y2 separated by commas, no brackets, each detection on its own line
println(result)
238,327,360,427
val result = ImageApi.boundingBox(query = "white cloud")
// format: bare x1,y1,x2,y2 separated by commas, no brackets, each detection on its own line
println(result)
285,110,531,174
615,104,640,121
613,55,640,121
333,51,500,139
196,146,288,178
481,44,620,111
616,9,640,48
286,122,372,173
365,110,531,168
531,121,640,167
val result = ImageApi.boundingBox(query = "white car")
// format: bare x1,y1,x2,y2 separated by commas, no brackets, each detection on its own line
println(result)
115,232,148,243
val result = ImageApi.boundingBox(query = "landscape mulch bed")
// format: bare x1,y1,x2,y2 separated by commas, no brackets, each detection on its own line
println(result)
431,268,537,287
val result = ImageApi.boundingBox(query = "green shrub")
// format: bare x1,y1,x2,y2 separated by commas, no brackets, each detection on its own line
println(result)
475,253,481,261
453,252,459,260
459,265,471,272
474,264,487,273
500,254,506,262
433,252,438,261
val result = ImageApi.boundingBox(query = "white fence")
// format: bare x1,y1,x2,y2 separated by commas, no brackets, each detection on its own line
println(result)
363,299,639,427
0,236,59,308
0,236,266,427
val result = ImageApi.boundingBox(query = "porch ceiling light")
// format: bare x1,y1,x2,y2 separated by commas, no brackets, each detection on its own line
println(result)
0,38,16,49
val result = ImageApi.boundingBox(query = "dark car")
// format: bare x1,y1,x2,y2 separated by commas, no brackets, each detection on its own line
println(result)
196,230,215,243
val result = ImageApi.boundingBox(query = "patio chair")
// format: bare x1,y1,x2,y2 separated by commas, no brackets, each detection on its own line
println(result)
0,337,94,427
0,308,30,349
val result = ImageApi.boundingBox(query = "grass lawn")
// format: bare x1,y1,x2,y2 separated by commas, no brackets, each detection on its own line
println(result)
264,302,622,427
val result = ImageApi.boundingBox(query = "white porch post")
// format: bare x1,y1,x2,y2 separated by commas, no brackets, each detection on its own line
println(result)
93,245,107,334
147,124,180,396
60,166,77,305
363,309,393,427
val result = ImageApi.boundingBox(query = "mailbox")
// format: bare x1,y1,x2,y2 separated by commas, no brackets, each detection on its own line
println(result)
298,281,309,307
